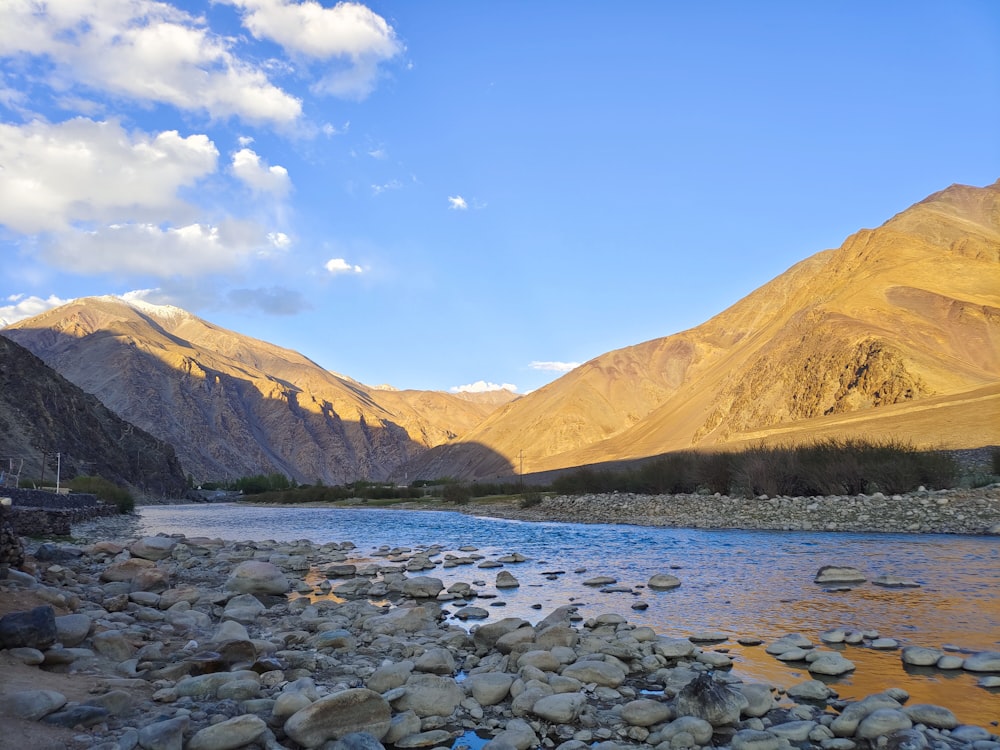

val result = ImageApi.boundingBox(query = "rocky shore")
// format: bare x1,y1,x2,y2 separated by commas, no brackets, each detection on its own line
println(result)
1,512,999,750
457,485,1000,536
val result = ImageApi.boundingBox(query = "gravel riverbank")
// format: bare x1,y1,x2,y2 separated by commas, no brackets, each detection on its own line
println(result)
457,485,1000,535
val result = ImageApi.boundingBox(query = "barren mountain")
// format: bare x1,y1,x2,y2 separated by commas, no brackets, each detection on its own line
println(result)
0,336,186,495
3,298,517,484
406,180,1000,480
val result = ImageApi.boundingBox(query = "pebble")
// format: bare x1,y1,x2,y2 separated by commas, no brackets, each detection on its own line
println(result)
0,517,994,750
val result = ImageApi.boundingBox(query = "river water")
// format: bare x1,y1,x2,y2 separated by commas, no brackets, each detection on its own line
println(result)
133,504,1000,727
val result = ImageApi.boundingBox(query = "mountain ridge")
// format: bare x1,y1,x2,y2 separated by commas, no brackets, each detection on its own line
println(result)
4,180,999,485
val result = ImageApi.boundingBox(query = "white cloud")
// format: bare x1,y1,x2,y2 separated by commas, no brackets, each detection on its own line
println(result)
372,180,402,195
367,147,387,159
42,220,284,277
228,286,311,315
450,381,518,394
448,195,468,211
0,118,218,234
0,293,74,326
227,0,404,100
231,148,292,196
0,0,302,124
325,257,363,275
530,361,581,373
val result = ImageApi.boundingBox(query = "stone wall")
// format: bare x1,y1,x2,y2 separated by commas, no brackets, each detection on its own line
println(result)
0,488,116,537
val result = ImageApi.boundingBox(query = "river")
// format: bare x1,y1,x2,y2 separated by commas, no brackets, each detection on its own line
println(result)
131,503,1000,727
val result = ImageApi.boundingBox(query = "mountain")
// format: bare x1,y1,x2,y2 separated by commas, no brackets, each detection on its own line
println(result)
0,336,186,495
3,298,517,484
406,180,1000,479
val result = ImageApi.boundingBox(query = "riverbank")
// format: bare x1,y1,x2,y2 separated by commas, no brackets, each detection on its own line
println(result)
237,484,1000,535
2,520,999,750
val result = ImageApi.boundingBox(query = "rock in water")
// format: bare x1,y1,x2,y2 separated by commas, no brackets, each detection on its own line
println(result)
648,573,682,590
674,672,749,726
814,566,866,584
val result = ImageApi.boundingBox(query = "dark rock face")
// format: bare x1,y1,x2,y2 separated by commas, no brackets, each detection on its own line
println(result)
0,503,25,568
0,605,57,649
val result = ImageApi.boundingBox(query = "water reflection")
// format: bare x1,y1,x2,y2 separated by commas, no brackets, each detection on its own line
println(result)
133,504,1000,726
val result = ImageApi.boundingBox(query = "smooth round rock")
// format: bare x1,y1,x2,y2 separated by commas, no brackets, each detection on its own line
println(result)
648,573,682,590
225,560,289,595
284,688,391,746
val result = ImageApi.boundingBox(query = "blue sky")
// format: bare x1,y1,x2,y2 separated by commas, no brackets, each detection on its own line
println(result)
1,1,998,394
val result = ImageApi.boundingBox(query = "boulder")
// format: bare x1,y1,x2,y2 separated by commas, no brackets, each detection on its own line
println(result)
466,673,514,706
561,659,626,687
401,577,444,599
225,560,289,595
962,651,1000,672
391,673,464,718
674,672,748,726
284,689,391,747
814,566,866,584
647,573,681,590
856,708,912,739
0,605,57,649
495,570,519,589
5,689,67,720
620,698,673,726
807,652,855,676
187,715,268,750
531,692,587,723
129,536,178,561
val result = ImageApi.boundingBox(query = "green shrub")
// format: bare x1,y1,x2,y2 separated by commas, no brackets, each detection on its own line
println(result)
68,476,135,514
442,483,472,505
519,492,543,509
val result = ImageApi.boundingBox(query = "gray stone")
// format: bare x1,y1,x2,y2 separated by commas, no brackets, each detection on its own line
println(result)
653,637,697,659
901,646,942,667
472,617,529,649
902,704,958,729
401,576,444,598
620,698,673,726
187,715,268,750
466,672,515,706
648,573,681,590
85,689,136,717
391,673,464,717
5,689,67,720
659,716,714,745
831,694,902,737
327,732,388,750
138,715,190,750
856,708,912,739
129,536,178,561
872,575,920,588
223,593,267,623
786,679,834,701
531,692,587,723
453,606,489,620
284,688,391,747
815,566,866,584
393,729,453,748
55,613,92,647
413,646,455,675
42,704,110,728
92,630,136,661
731,729,783,750
225,560,289,595
808,652,855,676
383,711,422,744
311,629,355,650
769,720,817,742
484,718,538,750
367,660,414,693
674,672,748,726
963,651,1000,672
0,605,57,649
496,570,519,588
739,683,776,717
562,659,626,687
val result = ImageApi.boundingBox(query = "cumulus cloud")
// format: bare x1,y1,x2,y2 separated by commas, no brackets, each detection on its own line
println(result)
0,293,74,326
0,118,218,234
0,0,302,124
450,381,518,394
325,257,363,275
447,195,468,210
42,220,286,277
231,148,291,196
227,286,311,315
225,0,404,100
530,361,581,373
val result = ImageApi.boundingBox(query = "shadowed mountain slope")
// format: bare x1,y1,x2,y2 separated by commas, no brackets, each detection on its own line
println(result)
405,180,1000,480
4,298,515,484
0,336,186,495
